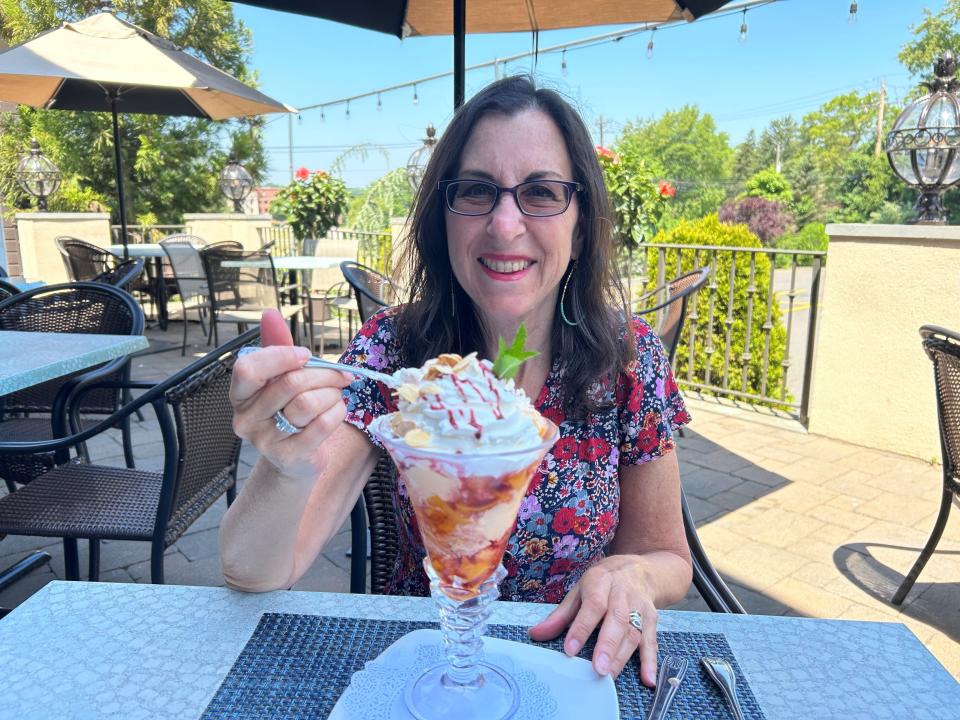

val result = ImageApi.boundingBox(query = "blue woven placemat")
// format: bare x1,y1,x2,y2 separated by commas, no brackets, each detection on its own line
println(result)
202,613,765,719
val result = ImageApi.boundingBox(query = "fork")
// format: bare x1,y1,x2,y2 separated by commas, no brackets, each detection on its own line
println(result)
237,346,400,387
701,656,746,720
646,654,689,720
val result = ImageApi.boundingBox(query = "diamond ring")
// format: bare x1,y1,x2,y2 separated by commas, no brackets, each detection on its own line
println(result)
628,610,643,633
274,409,301,435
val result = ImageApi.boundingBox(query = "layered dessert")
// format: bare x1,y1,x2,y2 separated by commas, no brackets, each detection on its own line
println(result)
371,352,557,601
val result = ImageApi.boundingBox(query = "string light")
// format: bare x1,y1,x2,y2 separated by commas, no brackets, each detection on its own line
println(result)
739,9,748,44
345,99,350,119
848,1,858,25
413,84,419,105
377,92,382,111
646,28,656,59
561,49,568,76
297,113,302,125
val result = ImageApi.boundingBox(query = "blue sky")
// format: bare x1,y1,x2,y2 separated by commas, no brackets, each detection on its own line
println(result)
231,0,944,188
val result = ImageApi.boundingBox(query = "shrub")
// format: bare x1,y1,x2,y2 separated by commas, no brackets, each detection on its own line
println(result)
774,223,828,268
718,196,794,246
270,168,348,241
645,214,791,406
741,168,793,204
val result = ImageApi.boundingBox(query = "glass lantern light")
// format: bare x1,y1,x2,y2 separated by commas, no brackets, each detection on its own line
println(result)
15,139,61,211
218,156,254,213
885,52,960,224
406,124,437,193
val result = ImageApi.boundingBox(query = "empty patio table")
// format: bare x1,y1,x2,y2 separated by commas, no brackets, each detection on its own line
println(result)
0,581,956,719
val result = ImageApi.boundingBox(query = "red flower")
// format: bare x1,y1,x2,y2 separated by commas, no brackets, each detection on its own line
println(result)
579,437,610,462
596,510,616,535
553,437,579,461
543,582,566,603
572,515,591,535
295,167,310,181
596,145,614,159
637,425,659,453
503,552,519,578
548,558,573,576
552,507,577,534
627,382,644,413
541,404,566,426
658,180,676,198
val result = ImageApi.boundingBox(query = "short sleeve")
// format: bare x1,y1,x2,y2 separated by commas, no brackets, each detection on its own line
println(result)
338,308,404,448
616,316,691,465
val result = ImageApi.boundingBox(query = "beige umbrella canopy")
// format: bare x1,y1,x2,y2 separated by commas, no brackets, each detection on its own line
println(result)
0,7,294,253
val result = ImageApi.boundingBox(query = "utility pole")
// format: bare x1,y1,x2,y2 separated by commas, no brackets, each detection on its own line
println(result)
596,115,608,147
287,114,294,182
874,78,887,157
775,142,782,173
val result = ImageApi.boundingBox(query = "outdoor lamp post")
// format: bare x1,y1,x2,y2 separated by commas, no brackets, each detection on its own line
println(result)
15,139,61,211
885,52,960,224
218,156,254,213
406,124,437,192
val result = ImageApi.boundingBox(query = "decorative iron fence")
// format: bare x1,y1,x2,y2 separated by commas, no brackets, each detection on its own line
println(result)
629,243,825,425
110,225,188,244
325,228,393,275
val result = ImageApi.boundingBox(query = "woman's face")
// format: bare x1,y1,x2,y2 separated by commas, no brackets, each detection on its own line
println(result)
445,109,581,335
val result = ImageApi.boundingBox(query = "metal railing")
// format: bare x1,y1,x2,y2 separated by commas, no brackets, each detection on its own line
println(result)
325,228,393,275
630,243,826,425
110,225,188,244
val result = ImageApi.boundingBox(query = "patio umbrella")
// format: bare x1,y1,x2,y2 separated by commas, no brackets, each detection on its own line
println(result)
233,0,734,107
0,7,294,257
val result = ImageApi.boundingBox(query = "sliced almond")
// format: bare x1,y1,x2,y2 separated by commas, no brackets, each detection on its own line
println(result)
396,384,420,403
453,351,478,373
419,382,442,395
424,366,442,381
404,429,432,447
436,353,461,367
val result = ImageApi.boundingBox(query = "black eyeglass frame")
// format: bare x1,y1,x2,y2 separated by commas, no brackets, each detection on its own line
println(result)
437,178,583,217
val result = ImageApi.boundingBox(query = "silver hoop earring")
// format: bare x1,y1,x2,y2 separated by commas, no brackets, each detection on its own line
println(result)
450,280,456,318
559,260,578,327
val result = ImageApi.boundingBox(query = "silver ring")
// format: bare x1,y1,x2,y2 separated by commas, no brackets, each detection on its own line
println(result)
628,611,643,633
274,410,301,435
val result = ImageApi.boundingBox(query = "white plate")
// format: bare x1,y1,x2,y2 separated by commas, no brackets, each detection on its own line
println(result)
329,628,619,719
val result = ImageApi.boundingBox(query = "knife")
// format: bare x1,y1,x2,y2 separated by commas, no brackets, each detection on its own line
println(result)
645,655,689,720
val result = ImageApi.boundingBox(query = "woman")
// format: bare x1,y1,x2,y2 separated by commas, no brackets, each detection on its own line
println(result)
221,76,692,687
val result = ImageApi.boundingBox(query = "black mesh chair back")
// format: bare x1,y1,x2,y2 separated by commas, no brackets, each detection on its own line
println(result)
636,267,710,366
55,236,116,281
0,282,144,486
92,258,145,290
0,329,256,583
340,261,400,323
0,279,20,301
161,235,212,354
893,325,960,604
202,246,280,313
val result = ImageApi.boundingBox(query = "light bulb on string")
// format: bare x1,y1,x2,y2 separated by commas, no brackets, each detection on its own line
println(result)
377,93,382,111
297,113,302,125
646,28,656,59
345,100,350,119
561,49,568,76
738,9,748,44
320,107,326,122
848,1,858,24
413,84,419,105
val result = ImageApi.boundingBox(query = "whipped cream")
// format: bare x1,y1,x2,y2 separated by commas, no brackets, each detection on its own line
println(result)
387,352,544,453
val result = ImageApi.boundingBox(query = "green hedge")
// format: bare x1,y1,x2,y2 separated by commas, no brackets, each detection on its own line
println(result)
645,214,792,406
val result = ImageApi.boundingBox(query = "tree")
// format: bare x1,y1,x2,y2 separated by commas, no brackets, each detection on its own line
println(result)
783,151,826,226
0,0,265,223
346,168,414,233
741,169,793,204
718,196,793,246
829,152,897,224
800,90,881,188
733,129,762,188
899,1,960,80
757,116,801,172
615,105,733,225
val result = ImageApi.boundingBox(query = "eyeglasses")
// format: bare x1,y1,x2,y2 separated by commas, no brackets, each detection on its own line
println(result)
438,178,582,217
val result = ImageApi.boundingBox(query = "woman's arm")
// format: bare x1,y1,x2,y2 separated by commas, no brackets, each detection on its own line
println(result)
529,450,692,687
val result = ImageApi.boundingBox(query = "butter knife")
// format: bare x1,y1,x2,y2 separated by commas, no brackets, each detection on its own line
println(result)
701,656,746,720
646,655,688,720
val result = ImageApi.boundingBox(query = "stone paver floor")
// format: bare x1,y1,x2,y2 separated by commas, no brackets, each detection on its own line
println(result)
2,322,958,679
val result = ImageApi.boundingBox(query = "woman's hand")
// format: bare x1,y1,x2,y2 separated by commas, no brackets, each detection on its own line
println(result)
229,309,353,484
528,555,659,687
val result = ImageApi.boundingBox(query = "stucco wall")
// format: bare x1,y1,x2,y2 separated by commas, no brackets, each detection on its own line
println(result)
808,224,960,461
182,213,272,250
15,212,111,283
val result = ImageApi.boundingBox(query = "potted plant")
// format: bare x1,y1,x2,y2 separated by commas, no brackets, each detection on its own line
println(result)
270,167,348,248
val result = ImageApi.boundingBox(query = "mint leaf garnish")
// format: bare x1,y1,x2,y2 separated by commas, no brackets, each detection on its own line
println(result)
492,323,539,381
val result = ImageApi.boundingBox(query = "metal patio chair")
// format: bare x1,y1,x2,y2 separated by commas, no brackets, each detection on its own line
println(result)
0,279,20,301
339,260,401,323
160,234,211,355
0,282,145,490
0,328,257,583
92,257,145,290
892,325,960,605
635,267,710,367
54,236,115,281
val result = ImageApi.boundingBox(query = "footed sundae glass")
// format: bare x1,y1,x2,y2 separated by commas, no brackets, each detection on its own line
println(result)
370,413,558,720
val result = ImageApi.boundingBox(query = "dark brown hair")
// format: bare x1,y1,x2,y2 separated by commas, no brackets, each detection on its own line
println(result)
395,75,631,416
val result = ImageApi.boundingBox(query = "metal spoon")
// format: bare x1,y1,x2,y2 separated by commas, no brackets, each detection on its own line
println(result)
237,347,400,387
701,656,746,720
646,655,688,720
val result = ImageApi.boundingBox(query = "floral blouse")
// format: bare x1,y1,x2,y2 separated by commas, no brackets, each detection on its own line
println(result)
339,308,690,602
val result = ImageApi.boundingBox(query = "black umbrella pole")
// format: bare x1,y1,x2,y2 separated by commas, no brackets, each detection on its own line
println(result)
111,98,130,260
454,0,465,109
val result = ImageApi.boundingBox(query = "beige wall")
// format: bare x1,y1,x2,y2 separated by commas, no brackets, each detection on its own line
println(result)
808,224,960,461
182,213,272,250
15,212,111,283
